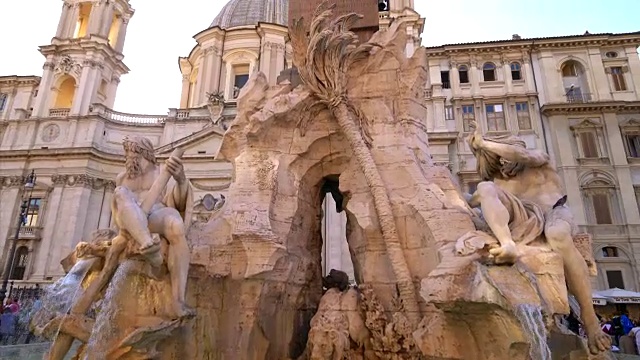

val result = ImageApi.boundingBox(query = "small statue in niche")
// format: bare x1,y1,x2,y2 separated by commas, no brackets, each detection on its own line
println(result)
458,121,611,354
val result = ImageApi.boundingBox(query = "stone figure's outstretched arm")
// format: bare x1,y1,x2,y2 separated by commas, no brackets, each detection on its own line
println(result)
468,121,549,167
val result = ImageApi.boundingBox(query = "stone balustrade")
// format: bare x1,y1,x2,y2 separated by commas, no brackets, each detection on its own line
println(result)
19,226,42,239
48,108,70,118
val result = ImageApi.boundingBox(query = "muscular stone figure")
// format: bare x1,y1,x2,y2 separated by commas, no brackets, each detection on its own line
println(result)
112,136,193,318
465,122,610,354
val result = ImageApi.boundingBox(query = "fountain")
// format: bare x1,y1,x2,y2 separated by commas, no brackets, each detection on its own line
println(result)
32,2,613,359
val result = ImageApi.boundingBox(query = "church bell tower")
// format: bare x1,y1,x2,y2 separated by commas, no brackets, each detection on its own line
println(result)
32,0,134,118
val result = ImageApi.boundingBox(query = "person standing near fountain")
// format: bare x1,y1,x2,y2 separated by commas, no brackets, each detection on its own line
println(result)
111,136,193,318
465,121,611,354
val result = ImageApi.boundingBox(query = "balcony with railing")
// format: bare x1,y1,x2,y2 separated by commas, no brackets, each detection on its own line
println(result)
49,108,70,118
17,226,43,240
566,93,593,103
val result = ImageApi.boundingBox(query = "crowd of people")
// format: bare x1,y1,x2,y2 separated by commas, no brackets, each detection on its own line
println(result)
0,296,42,345
599,311,640,354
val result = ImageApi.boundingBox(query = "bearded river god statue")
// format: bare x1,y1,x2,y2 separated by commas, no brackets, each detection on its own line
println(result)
417,121,611,359
34,136,195,360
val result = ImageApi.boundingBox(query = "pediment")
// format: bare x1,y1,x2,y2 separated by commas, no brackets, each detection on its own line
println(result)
155,126,226,157
570,118,601,130
621,118,640,129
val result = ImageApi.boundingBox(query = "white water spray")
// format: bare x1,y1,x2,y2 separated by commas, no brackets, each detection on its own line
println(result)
515,304,552,360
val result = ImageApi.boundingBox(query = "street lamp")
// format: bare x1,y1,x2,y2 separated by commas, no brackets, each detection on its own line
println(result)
0,170,37,306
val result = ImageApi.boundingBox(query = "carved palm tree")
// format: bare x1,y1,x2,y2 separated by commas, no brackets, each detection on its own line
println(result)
290,2,420,326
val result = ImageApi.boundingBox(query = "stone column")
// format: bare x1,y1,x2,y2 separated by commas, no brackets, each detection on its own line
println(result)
65,3,80,38
0,183,21,273
114,17,129,53
180,74,190,108
55,3,71,38
260,42,273,84
502,56,513,93
35,175,66,279
211,46,223,93
106,76,119,109
274,43,286,82
625,46,640,94
202,46,215,97
71,61,91,115
522,51,536,93
46,177,93,277
80,62,102,112
100,2,115,38
98,182,114,229
470,57,480,96
450,60,461,95
32,62,56,117
87,1,104,35
604,112,640,224
588,48,611,101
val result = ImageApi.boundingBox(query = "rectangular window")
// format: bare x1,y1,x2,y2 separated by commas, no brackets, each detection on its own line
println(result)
515,102,531,130
485,104,506,132
24,198,42,227
625,134,640,158
444,105,454,120
441,71,450,89
592,193,613,224
579,132,599,158
462,105,475,132
0,93,7,110
459,67,469,84
606,270,625,289
611,67,627,91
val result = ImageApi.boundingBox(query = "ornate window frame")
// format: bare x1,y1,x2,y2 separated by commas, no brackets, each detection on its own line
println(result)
580,172,619,225
569,118,609,165
620,119,640,162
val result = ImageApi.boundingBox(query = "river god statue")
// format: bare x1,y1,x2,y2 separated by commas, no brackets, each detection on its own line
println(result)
459,121,610,354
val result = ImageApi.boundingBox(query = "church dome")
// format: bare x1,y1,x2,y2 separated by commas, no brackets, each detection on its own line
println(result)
210,0,288,29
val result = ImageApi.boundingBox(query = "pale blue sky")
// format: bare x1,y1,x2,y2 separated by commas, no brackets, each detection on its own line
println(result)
0,0,638,115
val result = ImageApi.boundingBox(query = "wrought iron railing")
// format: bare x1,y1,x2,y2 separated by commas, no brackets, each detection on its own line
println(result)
18,226,42,239
566,93,593,103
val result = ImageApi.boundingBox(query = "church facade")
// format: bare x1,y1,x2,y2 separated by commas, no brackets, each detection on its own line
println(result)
1,0,640,293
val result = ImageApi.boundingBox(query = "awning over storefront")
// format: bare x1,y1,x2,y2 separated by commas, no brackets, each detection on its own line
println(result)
592,293,607,306
595,288,640,304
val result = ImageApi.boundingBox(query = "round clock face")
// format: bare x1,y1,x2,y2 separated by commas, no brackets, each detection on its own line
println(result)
42,123,61,142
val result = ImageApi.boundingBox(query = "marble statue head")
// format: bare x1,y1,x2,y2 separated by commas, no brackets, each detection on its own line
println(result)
470,134,527,181
123,136,157,177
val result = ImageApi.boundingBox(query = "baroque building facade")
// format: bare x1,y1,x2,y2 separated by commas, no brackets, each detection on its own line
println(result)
424,32,640,292
1,0,639,294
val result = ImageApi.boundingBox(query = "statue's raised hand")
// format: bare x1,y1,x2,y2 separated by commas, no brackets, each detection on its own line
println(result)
166,156,186,184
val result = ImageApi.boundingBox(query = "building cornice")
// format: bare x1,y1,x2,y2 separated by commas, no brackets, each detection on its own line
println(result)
0,76,41,87
425,32,640,56
541,101,640,115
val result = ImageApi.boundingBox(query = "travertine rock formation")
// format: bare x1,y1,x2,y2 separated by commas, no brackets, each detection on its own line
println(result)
185,8,473,359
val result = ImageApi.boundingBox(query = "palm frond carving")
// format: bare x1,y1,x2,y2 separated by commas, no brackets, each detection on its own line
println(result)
290,1,421,327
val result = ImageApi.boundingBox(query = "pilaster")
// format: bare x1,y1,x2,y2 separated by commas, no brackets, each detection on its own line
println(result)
625,46,640,95
470,56,480,96
587,48,612,101
502,56,513,93
114,17,129,53
55,3,71,38
260,42,274,84
65,3,80,38
34,176,65,279
522,51,536,93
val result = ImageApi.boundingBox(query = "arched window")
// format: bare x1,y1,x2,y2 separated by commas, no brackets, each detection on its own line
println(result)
561,60,590,102
458,65,469,84
581,178,617,225
510,62,522,80
53,76,76,109
483,63,496,82
10,246,29,280
602,246,619,257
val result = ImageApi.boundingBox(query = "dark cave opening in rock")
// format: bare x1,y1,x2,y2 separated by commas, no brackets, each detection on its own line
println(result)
319,175,356,287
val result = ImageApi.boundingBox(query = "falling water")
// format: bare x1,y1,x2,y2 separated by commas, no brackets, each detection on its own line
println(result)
35,258,95,325
84,260,140,359
514,304,552,360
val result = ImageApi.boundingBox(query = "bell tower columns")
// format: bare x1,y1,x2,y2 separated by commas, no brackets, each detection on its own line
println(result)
32,0,134,118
